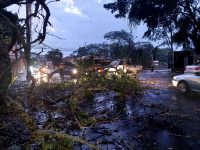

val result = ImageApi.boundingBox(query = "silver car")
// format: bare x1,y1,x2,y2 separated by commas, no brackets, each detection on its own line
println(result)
172,72,200,94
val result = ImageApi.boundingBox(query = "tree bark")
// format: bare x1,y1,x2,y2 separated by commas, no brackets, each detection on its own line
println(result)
0,11,17,99
0,53,12,99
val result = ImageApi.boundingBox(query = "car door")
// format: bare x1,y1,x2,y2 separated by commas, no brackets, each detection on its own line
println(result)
116,60,124,70
188,73,200,91
108,61,118,72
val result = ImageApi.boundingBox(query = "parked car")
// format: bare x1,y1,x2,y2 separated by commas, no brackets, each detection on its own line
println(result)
105,59,142,74
172,72,200,94
105,59,128,73
184,64,200,73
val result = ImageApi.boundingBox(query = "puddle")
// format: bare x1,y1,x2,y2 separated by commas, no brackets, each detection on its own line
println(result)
51,112,64,119
94,92,117,112
53,101,66,108
156,129,171,149
34,111,48,128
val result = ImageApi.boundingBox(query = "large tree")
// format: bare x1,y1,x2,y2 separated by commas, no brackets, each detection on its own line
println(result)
0,0,55,98
104,0,200,54
46,49,63,66
104,30,135,59
104,30,133,45
77,43,110,57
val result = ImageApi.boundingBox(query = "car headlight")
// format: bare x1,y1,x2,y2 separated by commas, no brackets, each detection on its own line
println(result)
98,69,104,73
173,76,179,81
72,69,78,74
41,67,47,73
30,66,34,73
35,72,41,79
42,76,48,82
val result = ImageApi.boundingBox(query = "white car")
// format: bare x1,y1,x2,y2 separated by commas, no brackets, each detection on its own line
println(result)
172,72,200,94
105,60,128,73
105,60,142,74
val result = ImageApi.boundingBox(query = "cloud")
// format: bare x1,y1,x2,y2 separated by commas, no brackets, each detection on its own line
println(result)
47,26,56,32
58,0,85,17
97,0,113,4
97,0,102,3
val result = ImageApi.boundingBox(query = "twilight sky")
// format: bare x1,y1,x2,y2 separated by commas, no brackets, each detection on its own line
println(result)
8,0,148,56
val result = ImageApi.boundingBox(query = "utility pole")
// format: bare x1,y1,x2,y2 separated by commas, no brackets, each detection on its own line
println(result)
25,2,32,80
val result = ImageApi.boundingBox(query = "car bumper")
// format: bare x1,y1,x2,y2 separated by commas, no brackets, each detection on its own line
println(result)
172,80,178,87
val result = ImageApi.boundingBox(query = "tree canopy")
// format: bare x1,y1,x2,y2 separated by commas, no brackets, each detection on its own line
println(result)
46,49,63,66
104,30,133,45
77,43,110,57
104,0,200,54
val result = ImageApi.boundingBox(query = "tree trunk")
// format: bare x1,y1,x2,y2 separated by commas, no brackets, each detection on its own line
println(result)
0,53,12,98
0,11,18,99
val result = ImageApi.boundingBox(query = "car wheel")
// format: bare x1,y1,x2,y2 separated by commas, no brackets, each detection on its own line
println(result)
177,81,189,94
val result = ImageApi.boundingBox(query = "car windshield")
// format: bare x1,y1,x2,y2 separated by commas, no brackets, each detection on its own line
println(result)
109,60,120,67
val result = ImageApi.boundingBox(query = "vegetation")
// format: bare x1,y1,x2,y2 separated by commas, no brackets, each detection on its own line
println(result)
76,34,169,68
104,0,200,54
46,49,63,66
0,0,56,97
78,71,142,98
104,30,133,45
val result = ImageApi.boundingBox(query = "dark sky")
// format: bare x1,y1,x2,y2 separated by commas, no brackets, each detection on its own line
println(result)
9,0,148,56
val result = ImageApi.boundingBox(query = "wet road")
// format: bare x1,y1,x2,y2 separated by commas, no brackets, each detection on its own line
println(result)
76,70,200,150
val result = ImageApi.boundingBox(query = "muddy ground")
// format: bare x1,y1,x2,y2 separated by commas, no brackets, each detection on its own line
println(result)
2,70,200,149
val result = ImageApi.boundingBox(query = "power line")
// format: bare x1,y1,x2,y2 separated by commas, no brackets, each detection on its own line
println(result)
33,47,75,51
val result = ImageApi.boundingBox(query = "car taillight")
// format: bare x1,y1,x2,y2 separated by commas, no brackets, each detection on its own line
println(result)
98,69,104,73
124,64,128,68
194,67,200,70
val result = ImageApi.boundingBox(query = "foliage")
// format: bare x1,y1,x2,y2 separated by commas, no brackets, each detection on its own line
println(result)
76,40,159,68
36,130,98,150
78,71,142,98
46,49,63,66
76,30,135,59
65,71,143,129
0,0,57,96
1,0,52,44
104,30,133,45
104,30,135,59
104,0,200,54
109,42,131,59
77,43,110,57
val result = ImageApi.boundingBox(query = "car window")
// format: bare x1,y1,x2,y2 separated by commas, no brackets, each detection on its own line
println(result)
109,61,119,67
119,61,124,65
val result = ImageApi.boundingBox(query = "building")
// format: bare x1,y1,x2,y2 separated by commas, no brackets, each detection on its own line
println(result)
10,44,26,78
